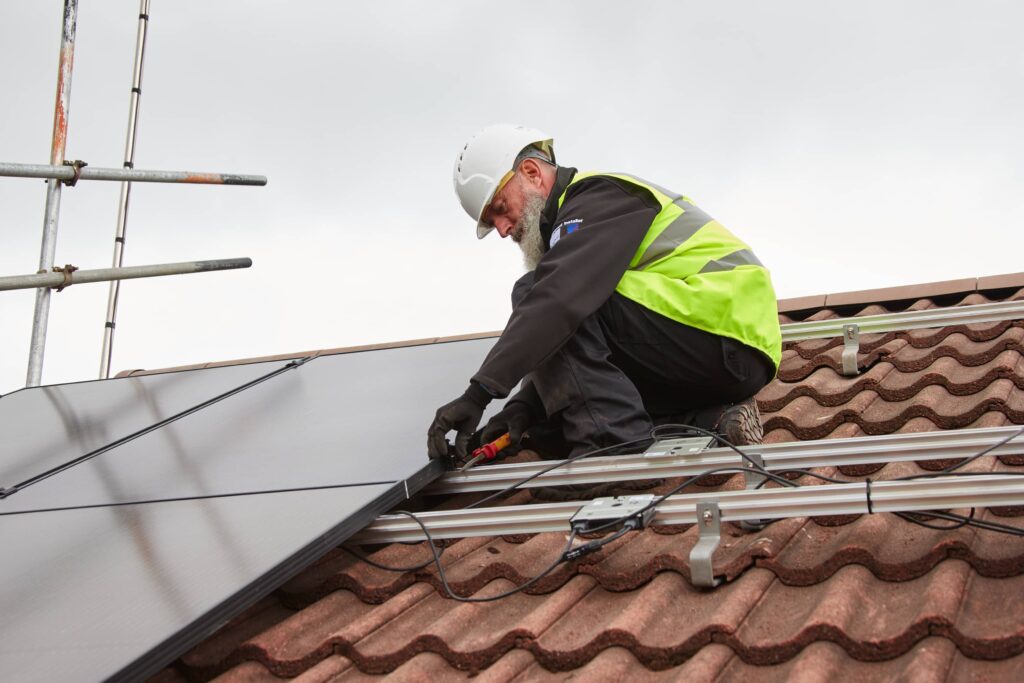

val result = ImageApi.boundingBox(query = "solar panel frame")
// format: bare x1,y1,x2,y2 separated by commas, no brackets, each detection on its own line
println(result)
1,336,499,681
2,339,500,514
0,476,441,682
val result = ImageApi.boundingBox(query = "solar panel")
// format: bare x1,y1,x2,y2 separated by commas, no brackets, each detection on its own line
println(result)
0,483,397,682
0,337,499,681
2,339,498,514
0,361,287,489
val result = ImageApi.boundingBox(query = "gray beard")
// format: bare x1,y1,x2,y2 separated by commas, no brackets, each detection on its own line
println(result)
514,192,547,271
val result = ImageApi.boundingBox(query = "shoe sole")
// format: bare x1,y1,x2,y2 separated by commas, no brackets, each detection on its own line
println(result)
718,399,764,447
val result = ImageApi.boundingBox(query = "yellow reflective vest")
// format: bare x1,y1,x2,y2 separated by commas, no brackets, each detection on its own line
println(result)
558,172,782,371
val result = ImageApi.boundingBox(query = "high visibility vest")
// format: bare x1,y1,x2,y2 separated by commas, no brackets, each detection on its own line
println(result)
558,172,782,370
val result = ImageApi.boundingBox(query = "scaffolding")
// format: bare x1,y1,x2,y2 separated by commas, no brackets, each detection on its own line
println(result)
3,0,266,387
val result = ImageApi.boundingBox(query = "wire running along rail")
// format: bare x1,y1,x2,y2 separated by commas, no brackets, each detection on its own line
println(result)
429,426,1024,494
355,473,1024,544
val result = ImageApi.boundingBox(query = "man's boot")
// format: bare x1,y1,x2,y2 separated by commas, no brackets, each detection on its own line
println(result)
715,396,764,446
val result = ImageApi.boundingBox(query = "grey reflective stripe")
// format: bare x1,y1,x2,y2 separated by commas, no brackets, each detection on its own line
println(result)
698,248,764,274
609,172,682,201
634,198,714,270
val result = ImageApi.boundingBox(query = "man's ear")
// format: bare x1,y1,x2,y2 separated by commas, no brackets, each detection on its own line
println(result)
518,158,545,187
519,158,556,197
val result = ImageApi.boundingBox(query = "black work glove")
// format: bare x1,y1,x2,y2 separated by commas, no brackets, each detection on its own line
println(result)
427,382,492,461
481,382,543,447
480,401,533,446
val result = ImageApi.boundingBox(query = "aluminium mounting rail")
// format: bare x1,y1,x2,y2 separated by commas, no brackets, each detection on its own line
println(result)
354,473,1024,544
780,299,1024,342
782,299,1024,376
428,426,1024,495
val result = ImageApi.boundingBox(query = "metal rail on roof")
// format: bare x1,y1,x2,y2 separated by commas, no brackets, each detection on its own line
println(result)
355,473,1024,544
781,300,1024,375
780,300,1024,342
429,426,1024,495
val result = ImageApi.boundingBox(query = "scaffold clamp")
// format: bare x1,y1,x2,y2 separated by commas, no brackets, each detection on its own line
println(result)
61,159,88,186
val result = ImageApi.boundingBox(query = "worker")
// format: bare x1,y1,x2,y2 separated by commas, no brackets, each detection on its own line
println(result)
427,124,782,463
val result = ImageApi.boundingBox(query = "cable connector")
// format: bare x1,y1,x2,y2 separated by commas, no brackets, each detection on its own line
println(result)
569,495,656,535
563,541,602,561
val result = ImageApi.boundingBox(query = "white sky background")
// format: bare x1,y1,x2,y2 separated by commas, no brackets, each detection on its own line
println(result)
1,1,1022,394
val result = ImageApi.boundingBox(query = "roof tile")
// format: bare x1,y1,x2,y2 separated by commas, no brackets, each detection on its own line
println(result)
163,276,1024,680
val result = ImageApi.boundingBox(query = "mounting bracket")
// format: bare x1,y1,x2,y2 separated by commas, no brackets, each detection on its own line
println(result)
841,323,860,376
690,501,723,588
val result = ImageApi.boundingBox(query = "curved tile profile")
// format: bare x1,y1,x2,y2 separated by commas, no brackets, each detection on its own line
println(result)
161,279,1024,681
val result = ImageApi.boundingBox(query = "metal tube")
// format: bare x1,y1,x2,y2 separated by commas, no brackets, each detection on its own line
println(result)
100,0,151,379
429,425,1024,494
0,258,252,292
27,0,79,387
781,300,1024,342
356,473,1024,543
0,162,266,186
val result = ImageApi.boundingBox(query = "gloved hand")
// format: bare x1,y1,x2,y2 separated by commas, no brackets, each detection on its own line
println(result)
481,381,543,449
427,382,492,461
481,399,535,447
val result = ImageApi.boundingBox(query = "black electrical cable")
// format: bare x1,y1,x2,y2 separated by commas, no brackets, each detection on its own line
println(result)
340,540,445,573
353,424,793,577
564,524,634,561
892,426,1024,481
464,433,662,510
341,434,661,572
650,423,787,475
944,512,1024,536
574,465,781,537
563,429,1024,539
348,422,1024,590
0,356,314,500
939,426,1024,474
393,509,579,603
894,508,976,531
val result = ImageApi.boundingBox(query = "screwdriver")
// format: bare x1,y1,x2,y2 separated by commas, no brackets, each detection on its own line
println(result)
459,432,512,471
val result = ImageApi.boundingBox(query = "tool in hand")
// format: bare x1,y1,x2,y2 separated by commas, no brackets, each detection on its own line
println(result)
459,432,512,471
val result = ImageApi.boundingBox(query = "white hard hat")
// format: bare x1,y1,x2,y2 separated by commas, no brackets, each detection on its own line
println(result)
453,124,554,239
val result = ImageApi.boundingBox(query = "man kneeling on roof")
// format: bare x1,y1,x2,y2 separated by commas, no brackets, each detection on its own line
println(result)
427,125,782,464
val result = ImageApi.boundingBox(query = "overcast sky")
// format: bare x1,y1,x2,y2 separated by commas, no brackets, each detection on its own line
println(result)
1,1,1022,394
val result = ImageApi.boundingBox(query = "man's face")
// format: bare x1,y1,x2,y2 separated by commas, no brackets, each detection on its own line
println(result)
483,172,534,242
481,160,552,269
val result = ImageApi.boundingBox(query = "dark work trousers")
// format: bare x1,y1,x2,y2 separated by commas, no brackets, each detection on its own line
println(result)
512,271,774,457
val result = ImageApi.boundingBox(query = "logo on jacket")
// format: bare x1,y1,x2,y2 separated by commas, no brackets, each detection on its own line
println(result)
549,218,584,248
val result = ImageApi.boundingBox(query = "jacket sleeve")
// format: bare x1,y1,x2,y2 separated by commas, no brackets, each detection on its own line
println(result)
471,176,660,396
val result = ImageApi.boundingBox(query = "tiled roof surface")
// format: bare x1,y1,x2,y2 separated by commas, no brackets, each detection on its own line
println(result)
155,276,1024,681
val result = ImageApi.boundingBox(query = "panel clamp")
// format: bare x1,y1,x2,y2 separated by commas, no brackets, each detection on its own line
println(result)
690,501,723,588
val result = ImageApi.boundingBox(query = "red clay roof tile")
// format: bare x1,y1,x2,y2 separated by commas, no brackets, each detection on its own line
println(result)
157,276,1024,680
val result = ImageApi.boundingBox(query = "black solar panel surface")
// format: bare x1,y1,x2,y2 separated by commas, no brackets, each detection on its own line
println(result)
0,337,498,681
1,484,396,682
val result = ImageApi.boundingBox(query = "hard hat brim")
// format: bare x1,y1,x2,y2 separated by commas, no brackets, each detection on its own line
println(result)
476,221,495,239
